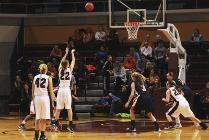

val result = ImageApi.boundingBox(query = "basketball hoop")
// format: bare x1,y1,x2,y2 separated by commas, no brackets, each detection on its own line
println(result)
124,22,141,40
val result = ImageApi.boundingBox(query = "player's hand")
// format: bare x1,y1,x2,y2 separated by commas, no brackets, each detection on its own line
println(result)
65,47,69,53
71,49,75,54
74,96,79,102
125,102,129,108
162,98,166,102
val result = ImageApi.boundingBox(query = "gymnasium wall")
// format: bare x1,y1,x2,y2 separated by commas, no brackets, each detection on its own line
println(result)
24,22,209,45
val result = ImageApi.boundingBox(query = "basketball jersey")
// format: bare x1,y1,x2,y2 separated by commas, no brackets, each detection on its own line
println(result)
33,74,49,96
169,87,187,102
59,68,72,87
134,81,146,97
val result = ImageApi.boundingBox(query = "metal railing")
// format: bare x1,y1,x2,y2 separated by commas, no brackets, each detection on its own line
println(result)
0,0,208,14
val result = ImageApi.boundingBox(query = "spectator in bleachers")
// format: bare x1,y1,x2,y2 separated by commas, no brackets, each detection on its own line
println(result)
83,27,94,45
140,34,154,49
123,54,136,70
189,28,205,55
136,54,149,73
154,34,164,47
67,37,75,49
190,28,204,45
95,26,106,47
21,73,33,114
50,45,62,60
130,47,140,61
95,45,108,69
140,41,153,60
113,61,127,91
106,28,119,50
102,55,114,96
11,75,23,103
143,61,154,78
148,69,161,88
154,40,167,75
108,85,129,116
147,69,161,96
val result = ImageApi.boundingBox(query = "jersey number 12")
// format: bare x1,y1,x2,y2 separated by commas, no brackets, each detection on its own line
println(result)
35,78,46,88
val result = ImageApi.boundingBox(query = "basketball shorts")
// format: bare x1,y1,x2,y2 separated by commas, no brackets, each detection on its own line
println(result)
30,101,35,115
34,95,50,120
167,101,194,118
132,94,153,114
56,87,72,110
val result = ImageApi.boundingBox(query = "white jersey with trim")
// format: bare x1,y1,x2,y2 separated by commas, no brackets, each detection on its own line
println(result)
59,68,72,87
169,87,187,102
33,74,49,96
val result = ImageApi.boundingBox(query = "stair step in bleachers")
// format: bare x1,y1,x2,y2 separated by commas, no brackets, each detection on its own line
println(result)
8,104,20,116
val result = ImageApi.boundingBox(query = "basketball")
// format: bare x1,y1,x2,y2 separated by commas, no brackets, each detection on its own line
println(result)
85,2,94,12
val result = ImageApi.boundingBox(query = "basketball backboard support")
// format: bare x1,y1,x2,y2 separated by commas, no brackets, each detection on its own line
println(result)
108,0,166,29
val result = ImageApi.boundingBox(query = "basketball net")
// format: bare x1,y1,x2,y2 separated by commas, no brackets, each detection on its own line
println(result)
124,22,141,40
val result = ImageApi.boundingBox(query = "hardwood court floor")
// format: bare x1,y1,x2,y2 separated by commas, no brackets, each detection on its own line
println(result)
0,117,208,140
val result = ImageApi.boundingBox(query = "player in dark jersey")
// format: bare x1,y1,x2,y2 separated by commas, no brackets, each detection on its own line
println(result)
125,72,160,132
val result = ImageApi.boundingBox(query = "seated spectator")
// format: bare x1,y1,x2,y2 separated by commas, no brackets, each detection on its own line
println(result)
130,47,140,61
189,28,205,55
136,54,149,73
140,41,153,60
194,82,209,119
95,45,108,69
154,40,167,75
190,28,204,45
143,61,154,78
95,26,106,42
154,34,165,47
83,27,94,45
148,69,161,88
47,62,58,77
50,45,62,60
91,96,111,114
113,61,127,91
102,55,114,95
11,75,23,103
140,34,154,49
123,54,136,70
106,28,119,50
67,37,75,49
147,69,161,96
108,85,129,115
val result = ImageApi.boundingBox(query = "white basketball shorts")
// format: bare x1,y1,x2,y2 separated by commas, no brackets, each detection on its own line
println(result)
56,87,72,110
167,101,194,118
34,95,50,120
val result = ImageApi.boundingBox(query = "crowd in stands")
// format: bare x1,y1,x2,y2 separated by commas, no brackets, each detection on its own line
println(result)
11,26,209,118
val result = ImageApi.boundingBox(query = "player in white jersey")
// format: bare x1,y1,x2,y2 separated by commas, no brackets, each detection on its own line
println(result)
53,47,75,132
162,80,208,130
33,64,55,140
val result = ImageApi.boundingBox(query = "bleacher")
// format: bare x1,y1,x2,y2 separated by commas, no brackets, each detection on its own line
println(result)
17,41,208,118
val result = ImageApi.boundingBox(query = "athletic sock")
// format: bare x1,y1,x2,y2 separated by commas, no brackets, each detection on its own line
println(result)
69,121,73,126
130,120,135,128
35,130,39,139
41,131,45,137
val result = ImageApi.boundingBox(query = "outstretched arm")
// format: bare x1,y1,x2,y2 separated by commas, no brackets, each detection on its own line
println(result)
70,49,75,72
58,47,69,70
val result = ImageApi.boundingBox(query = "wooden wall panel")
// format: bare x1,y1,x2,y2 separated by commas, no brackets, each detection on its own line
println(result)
24,22,209,45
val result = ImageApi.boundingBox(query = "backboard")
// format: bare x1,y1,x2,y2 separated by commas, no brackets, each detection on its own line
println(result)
108,0,166,29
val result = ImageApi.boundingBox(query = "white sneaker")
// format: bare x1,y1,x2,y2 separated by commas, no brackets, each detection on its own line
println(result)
174,123,182,129
126,127,136,132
